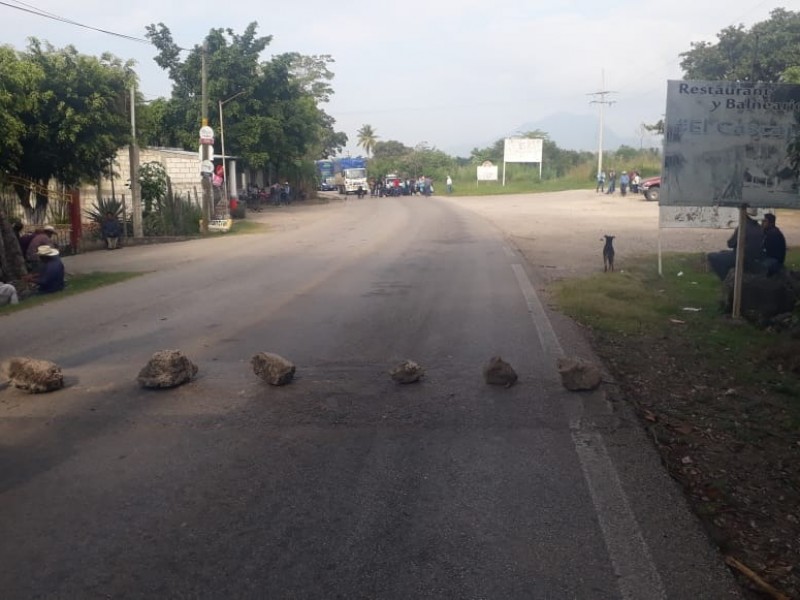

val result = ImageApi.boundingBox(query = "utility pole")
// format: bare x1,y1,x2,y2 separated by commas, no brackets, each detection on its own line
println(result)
129,82,142,238
200,40,211,234
588,70,616,180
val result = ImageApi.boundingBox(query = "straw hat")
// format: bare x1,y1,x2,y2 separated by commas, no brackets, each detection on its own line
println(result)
36,245,59,257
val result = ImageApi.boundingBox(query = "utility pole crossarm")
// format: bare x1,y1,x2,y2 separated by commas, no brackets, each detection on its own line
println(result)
588,73,617,180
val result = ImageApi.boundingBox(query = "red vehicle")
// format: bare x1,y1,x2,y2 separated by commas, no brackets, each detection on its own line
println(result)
640,175,661,202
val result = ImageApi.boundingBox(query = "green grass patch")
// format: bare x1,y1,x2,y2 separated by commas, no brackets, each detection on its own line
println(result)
452,177,594,196
228,220,269,235
553,248,800,385
0,271,143,315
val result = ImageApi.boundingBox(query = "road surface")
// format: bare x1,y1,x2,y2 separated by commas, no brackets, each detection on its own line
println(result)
0,195,740,598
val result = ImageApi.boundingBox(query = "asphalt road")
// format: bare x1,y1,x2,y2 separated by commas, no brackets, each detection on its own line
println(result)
1,195,741,599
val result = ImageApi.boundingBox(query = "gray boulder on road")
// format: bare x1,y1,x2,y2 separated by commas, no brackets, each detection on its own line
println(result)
251,352,296,386
483,356,518,387
2,357,64,393
557,356,603,391
137,350,198,389
389,359,425,384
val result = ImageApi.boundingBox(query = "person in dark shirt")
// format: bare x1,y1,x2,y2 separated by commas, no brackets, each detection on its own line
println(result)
761,213,786,276
101,211,122,249
707,210,764,280
25,245,65,294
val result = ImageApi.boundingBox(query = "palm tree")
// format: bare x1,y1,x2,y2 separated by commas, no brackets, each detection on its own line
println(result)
357,124,378,157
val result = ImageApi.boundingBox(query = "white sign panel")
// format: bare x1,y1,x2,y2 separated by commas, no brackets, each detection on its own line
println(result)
199,125,215,141
504,138,543,163
663,80,800,208
659,205,773,229
477,165,498,181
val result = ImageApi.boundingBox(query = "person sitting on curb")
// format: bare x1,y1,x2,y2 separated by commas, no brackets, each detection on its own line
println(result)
24,245,65,294
707,208,764,280
24,225,57,268
101,211,122,249
761,213,786,276
0,280,19,306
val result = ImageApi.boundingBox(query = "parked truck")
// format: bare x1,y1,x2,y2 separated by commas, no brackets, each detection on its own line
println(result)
333,157,369,195
315,160,336,191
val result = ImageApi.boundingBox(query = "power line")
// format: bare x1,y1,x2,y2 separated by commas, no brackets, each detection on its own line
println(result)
0,0,189,49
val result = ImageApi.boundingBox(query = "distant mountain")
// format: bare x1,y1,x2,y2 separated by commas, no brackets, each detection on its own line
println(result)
514,113,635,152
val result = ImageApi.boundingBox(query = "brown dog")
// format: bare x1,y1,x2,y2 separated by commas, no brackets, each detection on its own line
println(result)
603,235,615,272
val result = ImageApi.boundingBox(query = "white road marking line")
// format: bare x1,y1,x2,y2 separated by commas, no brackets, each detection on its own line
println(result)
503,245,516,259
511,262,668,600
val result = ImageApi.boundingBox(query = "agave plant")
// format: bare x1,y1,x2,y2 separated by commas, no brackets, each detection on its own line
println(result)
84,197,123,225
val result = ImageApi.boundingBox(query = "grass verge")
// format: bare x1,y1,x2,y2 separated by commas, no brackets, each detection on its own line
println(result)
552,250,800,598
0,271,143,315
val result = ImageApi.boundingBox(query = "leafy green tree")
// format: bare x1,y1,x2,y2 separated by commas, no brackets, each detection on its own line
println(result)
285,53,336,103
0,46,41,173
144,22,346,177
138,162,169,215
373,140,411,160
615,145,638,162
680,8,800,82
15,40,132,188
357,124,378,157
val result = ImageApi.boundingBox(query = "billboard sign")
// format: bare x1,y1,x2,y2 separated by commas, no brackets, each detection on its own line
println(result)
504,137,543,163
663,80,800,208
477,162,498,181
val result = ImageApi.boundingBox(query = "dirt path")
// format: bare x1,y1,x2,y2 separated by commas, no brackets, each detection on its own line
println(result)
440,189,800,283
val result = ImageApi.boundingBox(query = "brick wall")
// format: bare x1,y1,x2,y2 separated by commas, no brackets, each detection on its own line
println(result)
81,147,203,216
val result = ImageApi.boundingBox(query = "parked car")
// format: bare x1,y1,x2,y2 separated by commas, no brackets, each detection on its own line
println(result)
640,175,661,202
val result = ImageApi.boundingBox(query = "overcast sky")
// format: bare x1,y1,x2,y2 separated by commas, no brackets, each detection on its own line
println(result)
1,0,784,156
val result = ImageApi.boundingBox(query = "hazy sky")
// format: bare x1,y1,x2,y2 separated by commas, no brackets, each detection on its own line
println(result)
0,0,784,156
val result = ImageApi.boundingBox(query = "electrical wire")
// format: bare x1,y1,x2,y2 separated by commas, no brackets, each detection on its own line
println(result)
0,0,189,49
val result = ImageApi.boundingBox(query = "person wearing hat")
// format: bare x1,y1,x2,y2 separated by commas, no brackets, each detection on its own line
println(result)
761,213,786,276
25,245,65,294
24,225,57,265
707,207,764,280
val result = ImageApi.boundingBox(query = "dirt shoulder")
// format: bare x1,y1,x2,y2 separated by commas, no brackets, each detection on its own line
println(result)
444,190,799,599
442,189,800,284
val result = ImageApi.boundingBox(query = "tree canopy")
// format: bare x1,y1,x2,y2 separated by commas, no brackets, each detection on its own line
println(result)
0,40,132,186
680,8,800,82
142,22,346,175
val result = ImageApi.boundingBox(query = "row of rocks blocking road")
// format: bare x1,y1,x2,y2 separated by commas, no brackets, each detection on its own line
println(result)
1,351,605,394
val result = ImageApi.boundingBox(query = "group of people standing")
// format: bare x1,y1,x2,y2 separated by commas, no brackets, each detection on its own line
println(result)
370,176,435,197
707,210,787,280
596,170,641,196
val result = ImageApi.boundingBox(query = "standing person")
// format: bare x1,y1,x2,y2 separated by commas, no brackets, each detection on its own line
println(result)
761,213,786,276
101,211,122,250
631,171,641,194
619,171,630,196
446,175,453,194
281,181,291,205
606,170,617,195
596,170,606,193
